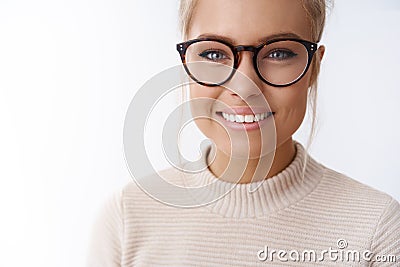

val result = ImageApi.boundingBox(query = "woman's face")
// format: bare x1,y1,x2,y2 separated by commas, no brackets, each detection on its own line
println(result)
187,0,323,158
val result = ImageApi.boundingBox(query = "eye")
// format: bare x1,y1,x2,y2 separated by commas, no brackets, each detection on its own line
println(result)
267,49,298,60
199,50,229,61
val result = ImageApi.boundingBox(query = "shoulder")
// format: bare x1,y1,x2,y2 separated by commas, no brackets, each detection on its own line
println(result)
317,162,398,210
315,163,400,261
121,167,183,195
309,158,400,225
118,167,185,208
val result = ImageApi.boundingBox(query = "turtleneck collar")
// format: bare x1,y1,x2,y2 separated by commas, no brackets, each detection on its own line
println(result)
182,140,325,219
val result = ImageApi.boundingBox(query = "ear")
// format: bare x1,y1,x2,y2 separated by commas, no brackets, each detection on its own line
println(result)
307,45,326,87
318,45,326,61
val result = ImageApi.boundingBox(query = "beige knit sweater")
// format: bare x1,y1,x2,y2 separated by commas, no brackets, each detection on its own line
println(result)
87,141,400,266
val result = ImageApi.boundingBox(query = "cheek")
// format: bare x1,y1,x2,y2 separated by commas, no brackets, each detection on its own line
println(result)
189,84,221,99
270,74,310,141
189,85,232,152
189,84,219,134
189,84,225,116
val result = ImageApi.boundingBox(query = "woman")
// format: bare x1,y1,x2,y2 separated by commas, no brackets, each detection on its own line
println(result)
88,0,400,266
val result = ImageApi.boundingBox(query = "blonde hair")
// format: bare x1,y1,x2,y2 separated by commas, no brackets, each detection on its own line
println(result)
178,0,333,180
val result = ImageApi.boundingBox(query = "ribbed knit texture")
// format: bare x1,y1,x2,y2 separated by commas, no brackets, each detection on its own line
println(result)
87,141,400,266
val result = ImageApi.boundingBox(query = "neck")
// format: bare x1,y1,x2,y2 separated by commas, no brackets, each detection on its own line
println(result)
207,138,297,184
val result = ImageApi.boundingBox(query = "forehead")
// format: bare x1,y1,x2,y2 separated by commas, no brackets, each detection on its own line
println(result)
188,0,312,44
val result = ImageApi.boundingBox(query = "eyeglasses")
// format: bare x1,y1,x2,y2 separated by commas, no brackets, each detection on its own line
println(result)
176,38,319,87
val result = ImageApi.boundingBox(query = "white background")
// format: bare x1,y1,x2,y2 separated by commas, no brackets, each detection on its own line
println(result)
0,0,399,266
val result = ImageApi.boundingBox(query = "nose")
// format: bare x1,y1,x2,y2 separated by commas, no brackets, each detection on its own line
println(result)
225,50,264,100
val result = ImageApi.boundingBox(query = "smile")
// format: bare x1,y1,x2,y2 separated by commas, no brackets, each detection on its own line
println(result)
219,111,275,123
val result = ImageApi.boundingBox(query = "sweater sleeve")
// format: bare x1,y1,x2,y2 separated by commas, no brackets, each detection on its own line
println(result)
86,190,124,267
369,197,400,266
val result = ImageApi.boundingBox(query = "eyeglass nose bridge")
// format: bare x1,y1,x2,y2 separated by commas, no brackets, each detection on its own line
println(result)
232,45,259,71
234,45,257,53
234,45,258,58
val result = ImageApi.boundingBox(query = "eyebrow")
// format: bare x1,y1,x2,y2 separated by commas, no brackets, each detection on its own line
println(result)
196,32,303,45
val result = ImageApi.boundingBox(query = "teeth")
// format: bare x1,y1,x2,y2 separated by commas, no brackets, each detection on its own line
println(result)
235,115,245,123
244,115,254,123
221,112,273,123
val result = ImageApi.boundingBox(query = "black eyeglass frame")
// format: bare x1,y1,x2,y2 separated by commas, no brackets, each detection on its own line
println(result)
176,37,319,88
